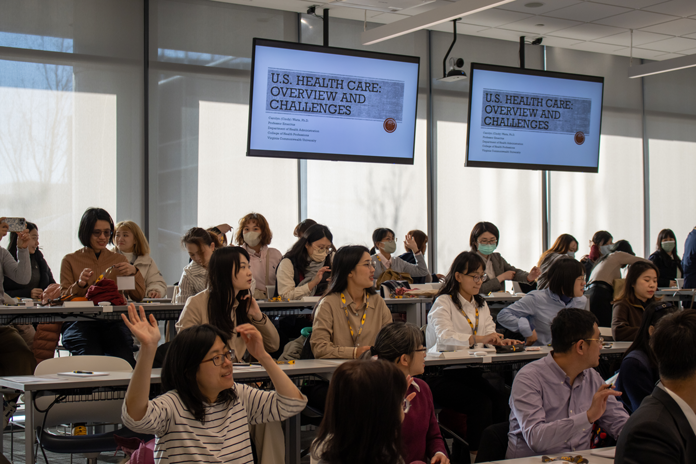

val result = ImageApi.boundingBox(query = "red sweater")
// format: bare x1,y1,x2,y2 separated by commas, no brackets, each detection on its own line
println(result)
402,378,448,463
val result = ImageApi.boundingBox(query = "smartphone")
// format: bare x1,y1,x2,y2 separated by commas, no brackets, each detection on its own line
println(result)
4,217,26,232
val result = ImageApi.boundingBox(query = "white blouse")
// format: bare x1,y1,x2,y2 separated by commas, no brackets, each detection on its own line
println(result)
426,292,496,353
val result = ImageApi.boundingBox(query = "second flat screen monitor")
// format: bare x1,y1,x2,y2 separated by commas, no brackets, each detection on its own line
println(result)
247,38,420,165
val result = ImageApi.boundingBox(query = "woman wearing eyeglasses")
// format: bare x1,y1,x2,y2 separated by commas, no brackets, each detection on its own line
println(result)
470,222,541,295
365,322,449,464
370,228,430,284
497,257,588,347
275,223,334,301
59,207,145,365
122,305,307,464
426,251,518,461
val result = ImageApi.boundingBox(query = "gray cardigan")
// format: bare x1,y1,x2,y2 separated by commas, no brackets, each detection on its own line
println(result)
371,252,431,282
479,252,530,294
0,247,30,295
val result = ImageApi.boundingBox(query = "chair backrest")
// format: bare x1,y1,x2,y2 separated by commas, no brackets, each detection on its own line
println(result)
34,356,133,428
166,285,175,299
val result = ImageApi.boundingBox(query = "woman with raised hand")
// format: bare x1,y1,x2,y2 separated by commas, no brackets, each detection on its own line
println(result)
122,304,307,463
611,261,660,341
176,246,279,361
172,227,220,304
535,233,578,290
497,257,588,347
310,360,409,464
276,224,333,301
366,322,449,464
60,207,145,365
469,222,540,295
648,228,682,288
370,228,430,284
235,213,282,299
114,220,167,299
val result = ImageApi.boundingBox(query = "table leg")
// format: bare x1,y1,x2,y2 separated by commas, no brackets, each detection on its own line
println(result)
284,414,301,464
25,390,34,464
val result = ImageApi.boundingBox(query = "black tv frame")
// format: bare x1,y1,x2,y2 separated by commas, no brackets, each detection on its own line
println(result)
247,38,420,165
465,62,604,173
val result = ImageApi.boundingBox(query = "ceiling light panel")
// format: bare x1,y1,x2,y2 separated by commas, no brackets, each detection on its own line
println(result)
544,3,630,23
549,23,624,41
594,10,677,29
460,9,532,27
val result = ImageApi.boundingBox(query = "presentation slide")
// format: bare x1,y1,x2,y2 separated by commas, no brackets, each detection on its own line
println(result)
466,64,604,172
248,40,419,164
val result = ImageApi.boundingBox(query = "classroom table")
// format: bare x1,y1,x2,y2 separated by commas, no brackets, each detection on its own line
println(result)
478,448,615,464
0,359,339,464
655,288,696,308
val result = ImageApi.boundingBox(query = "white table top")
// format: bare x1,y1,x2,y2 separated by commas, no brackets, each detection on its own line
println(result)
480,448,614,464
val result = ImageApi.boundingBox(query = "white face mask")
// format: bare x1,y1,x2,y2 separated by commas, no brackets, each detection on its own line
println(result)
600,244,612,256
243,231,261,248
567,251,576,259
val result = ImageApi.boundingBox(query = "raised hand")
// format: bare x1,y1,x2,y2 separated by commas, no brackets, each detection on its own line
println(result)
404,234,419,253
16,229,31,249
78,268,94,287
587,384,622,423
236,323,268,361
527,266,541,282
121,303,160,348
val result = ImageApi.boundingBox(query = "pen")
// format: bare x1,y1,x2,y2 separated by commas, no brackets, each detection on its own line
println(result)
73,370,93,374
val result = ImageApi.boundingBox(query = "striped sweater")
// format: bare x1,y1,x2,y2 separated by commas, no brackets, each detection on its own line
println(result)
122,384,307,463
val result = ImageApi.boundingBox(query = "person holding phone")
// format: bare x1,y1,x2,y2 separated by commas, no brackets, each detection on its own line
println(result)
176,246,279,361
276,224,333,300
114,220,167,299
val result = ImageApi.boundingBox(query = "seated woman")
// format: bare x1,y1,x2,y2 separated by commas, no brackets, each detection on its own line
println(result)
648,228,683,288
176,246,279,361
172,227,219,304
235,213,282,299
397,229,445,284
5,222,62,364
60,208,145,365
366,322,449,464
310,360,408,464
587,240,647,327
615,301,677,413
114,220,167,299
469,222,540,294
611,261,659,341
371,228,430,284
535,233,578,290
311,245,393,359
426,251,519,459
121,305,307,463
580,230,613,277
497,258,587,346
276,224,333,300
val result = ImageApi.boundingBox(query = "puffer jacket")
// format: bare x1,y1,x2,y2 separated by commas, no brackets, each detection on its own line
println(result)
33,323,63,364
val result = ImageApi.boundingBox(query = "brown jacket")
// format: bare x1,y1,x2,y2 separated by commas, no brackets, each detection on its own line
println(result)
60,247,145,301
611,299,648,341
33,323,63,364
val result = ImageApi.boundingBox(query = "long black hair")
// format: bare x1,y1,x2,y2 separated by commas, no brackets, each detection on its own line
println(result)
313,360,406,464
161,324,237,423
322,245,376,298
614,260,660,306
595,239,634,266
436,251,486,309
283,223,333,277
363,321,424,363
654,228,680,260
206,246,251,338
369,228,395,255
8,221,38,257
622,301,677,368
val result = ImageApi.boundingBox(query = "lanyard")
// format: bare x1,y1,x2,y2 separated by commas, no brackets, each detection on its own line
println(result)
342,292,369,347
451,295,479,335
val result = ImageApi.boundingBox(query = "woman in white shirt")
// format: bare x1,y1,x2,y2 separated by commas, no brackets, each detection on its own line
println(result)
426,251,519,460
114,220,167,298
234,213,282,299
370,228,430,284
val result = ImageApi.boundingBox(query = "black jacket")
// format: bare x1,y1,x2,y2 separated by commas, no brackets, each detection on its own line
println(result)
4,249,56,298
615,385,696,464
648,251,683,288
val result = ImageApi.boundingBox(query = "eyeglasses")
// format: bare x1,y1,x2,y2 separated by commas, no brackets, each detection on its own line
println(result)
402,397,411,414
463,273,488,283
359,262,375,269
414,347,427,353
92,229,112,238
201,349,235,366
477,239,497,246
313,245,331,252
574,337,604,345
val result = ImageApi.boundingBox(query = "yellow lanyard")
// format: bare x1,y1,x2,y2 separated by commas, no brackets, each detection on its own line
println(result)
342,292,369,347
452,295,479,335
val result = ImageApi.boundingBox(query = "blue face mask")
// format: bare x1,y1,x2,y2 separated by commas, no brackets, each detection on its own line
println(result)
478,244,497,255
600,244,612,256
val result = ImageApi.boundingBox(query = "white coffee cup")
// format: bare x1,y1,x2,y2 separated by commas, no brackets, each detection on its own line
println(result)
22,298,34,307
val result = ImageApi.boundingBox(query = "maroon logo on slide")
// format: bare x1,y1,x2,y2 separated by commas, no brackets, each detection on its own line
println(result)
574,131,585,145
383,118,397,133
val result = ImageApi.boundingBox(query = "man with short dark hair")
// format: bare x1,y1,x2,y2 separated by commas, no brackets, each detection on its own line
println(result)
506,308,628,458
615,309,696,464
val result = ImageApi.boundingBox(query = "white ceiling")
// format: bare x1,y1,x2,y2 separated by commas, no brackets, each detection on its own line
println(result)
215,0,696,61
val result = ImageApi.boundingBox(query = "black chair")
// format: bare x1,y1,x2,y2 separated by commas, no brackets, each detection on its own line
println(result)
39,426,153,463
475,421,509,463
